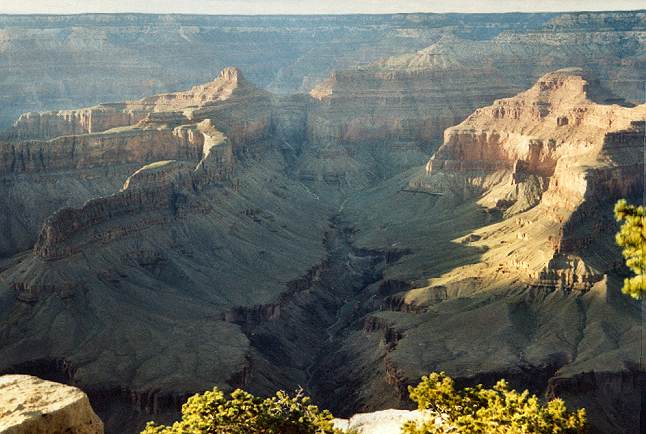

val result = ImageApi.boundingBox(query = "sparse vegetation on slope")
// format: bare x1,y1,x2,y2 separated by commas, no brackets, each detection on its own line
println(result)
141,387,342,434
614,199,646,299
402,372,586,434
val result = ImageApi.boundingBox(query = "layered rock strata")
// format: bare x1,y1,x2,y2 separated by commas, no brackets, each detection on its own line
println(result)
422,68,645,291
336,69,644,433
0,68,270,257
0,56,644,434
0,12,572,129
0,67,335,433
308,12,644,155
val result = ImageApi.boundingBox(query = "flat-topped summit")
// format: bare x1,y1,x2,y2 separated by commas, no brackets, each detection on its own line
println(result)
0,23,644,430
6,67,266,140
430,67,644,172
520,68,628,107
140,66,261,112
420,69,645,293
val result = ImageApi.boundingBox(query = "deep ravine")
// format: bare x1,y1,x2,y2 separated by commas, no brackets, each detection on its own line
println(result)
232,212,388,413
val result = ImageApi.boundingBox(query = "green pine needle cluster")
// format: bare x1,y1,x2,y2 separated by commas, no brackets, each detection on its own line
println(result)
402,372,586,433
141,387,342,434
614,199,646,299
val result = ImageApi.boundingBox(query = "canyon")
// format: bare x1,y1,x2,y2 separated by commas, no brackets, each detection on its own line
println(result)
0,10,644,434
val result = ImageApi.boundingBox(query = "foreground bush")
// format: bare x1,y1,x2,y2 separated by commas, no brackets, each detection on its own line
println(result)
614,199,646,299
402,372,586,433
141,387,341,434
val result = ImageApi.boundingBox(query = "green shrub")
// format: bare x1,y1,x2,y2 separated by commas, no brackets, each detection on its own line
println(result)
141,387,342,434
402,372,586,433
614,199,646,299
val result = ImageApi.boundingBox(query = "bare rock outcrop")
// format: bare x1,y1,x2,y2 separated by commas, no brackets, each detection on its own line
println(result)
0,67,333,434
1,126,205,176
418,68,645,292
0,375,103,434
338,68,644,433
0,68,270,257
306,12,643,174
32,130,234,263
6,66,270,142
299,16,644,190
427,69,642,176
9,106,146,140
333,409,428,433
0,20,644,431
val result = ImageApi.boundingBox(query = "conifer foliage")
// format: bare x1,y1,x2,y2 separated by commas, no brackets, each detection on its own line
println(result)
141,387,341,434
402,372,586,433
614,199,646,299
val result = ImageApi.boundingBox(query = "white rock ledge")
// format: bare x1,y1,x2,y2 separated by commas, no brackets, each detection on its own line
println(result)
333,409,427,433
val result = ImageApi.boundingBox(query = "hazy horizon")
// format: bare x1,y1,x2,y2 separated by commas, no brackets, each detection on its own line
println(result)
1,0,644,15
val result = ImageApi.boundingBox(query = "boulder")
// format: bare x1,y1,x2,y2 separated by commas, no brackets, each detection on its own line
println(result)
333,409,428,434
0,375,103,434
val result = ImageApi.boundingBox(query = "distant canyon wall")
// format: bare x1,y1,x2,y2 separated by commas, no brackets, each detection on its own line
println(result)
0,11,642,134
307,11,644,152
1,12,555,130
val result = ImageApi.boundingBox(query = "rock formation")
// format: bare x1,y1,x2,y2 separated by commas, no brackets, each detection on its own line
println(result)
1,12,508,129
308,12,643,161
0,375,103,434
422,68,644,290
333,409,427,433
0,66,335,433
0,68,268,257
336,68,644,433
6,67,270,141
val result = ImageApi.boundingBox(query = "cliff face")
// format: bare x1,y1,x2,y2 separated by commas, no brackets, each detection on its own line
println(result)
2,127,204,175
6,67,269,141
1,11,640,132
0,68,269,257
422,68,645,289
338,69,644,433
32,124,234,264
3,13,530,129
9,107,145,140
0,65,337,433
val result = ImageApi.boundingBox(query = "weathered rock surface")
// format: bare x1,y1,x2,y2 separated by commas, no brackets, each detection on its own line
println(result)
0,375,103,434
0,66,335,433
333,409,426,434
0,68,267,257
423,68,645,290
5,67,270,142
